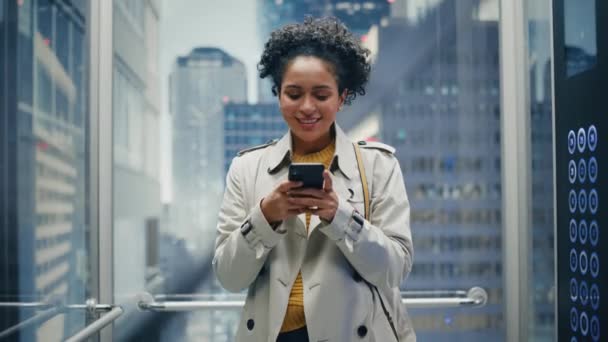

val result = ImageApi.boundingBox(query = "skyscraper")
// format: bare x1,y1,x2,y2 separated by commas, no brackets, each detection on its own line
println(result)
223,103,287,176
258,0,391,39
111,0,165,338
170,47,247,249
339,1,504,340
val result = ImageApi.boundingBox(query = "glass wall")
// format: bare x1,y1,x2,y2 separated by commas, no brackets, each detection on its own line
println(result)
0,0,92,341
113,0,507,341
340,1,505,340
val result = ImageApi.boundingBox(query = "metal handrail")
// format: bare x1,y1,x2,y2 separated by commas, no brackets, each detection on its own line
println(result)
64,306,124,342
139,287,488,312
0,307,63,340
0,299,115,340
0,299,113,314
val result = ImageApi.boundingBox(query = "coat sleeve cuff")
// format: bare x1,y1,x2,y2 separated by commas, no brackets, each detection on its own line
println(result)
242,202,286,258
319,196,363,244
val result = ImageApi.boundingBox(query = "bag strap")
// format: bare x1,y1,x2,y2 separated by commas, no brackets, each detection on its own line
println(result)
353,143,370,220
353,143,399,342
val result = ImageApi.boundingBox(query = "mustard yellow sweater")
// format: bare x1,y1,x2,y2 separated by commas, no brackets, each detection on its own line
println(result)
280,141,336,333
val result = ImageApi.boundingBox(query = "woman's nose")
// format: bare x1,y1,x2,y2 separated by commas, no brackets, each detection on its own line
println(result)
300,96,316,114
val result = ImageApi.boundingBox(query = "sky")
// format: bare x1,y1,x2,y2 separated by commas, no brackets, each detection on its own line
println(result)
159,0,264,202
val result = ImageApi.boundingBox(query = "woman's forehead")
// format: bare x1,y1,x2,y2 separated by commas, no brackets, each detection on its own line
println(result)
282,56,338,87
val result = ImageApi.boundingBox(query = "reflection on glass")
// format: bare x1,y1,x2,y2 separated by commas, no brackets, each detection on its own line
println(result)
0,0,90,340
564,0,597,77
528,1,555,340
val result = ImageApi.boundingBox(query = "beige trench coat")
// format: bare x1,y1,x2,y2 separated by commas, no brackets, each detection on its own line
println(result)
213,124,416,342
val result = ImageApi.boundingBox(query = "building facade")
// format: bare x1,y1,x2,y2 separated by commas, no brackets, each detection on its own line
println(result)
339,1,504,340
223,103,287,176
0,0,89,340
169,47,247,251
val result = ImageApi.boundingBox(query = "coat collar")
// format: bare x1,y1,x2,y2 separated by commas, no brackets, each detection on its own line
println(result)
266,124,356,180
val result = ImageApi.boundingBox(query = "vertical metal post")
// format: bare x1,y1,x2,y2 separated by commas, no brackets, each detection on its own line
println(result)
89,0,114,341
499,0,532,341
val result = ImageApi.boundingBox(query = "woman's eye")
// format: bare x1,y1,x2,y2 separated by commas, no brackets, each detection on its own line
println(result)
286,93,301,100
315,94,330,101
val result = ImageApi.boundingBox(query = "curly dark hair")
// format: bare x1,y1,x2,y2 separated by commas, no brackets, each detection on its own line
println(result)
258,16,371,105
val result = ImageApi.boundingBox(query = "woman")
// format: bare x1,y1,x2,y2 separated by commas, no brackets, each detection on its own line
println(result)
213,17,415,342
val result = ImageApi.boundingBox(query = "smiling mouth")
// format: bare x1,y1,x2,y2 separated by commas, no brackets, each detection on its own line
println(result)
297,118,320,124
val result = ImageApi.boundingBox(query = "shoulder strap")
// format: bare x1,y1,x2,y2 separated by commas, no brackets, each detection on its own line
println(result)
352,142,399,342
353,143,370,220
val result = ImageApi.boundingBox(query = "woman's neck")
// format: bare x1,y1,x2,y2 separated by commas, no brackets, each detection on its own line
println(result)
291,129,335,155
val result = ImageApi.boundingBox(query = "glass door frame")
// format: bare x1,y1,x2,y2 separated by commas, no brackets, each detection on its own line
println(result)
499,0,537,341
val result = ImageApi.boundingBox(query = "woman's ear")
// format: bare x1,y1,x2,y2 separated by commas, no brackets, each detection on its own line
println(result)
339,89,348,108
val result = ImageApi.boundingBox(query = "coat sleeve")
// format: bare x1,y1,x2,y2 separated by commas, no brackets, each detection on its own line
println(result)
318,154,413,289
212,156,286,293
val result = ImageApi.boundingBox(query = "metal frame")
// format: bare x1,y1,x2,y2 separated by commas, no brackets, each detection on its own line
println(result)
499,0,532,341
89,0,114,341
549,0,558,338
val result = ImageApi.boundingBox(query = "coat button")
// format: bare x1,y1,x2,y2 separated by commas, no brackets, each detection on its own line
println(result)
247,319,255,331
358,140,367,145
357,325,368,337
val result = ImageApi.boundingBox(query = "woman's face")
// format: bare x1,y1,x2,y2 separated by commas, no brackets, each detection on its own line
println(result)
279,55,345,152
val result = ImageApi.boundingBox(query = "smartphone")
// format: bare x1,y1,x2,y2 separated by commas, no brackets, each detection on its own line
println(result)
288,163,324,189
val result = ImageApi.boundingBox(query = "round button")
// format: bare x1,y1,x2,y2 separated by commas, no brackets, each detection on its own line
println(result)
579,220,588,244
579,189,587,214
578,128,587,153
588,125,597,152
570,219,578,243
589,157,598,183
571,307,579,332
591,315,600,341
580,281,589,306
357,325,368,337
569,190,578,213
578,159,587,183
246,318,254,331
580,251,588,275
589,221,599,246
590,252,599,278
570,278,579,302
589,189,598,214
569,130,577,154
570,248,578,273
590,284,600,310
581,311,589,336
569,160,577,184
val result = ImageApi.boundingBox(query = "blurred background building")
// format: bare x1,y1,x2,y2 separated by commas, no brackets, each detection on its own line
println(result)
169,47,247,252
0,1,89,340
223,103,287,176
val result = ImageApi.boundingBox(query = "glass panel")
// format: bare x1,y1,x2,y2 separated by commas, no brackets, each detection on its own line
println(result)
111,0,168,339
527,1,555,340
0,0,92,340
354,2,504,340
113,0,505,341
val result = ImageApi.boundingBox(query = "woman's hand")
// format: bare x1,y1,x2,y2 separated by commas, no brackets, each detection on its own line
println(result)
287,170,339,222
260,180,306,225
